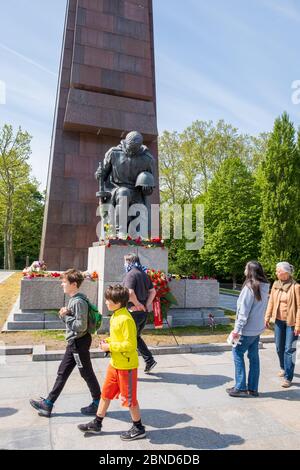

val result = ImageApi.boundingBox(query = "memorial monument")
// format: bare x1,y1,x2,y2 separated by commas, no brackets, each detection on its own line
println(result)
40,0,159,270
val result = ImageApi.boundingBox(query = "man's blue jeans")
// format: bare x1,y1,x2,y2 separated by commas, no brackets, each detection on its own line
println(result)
275,319,298,382
233,335,260,392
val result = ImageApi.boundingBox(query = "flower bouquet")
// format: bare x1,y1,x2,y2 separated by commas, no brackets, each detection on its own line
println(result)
82,271,99,282
23,261,61,279
99,225,165,249
147,269,177,328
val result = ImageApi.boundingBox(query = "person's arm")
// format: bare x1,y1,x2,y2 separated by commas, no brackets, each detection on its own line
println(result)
128,289,146,312
265,286,275,327
295,284,300,336
146,288,157,312
123,273,145,311
62,299,88,334
106,319,137,353
234,286,255,335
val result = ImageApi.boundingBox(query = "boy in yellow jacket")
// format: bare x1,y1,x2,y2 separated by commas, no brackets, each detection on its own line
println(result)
78,284,146,441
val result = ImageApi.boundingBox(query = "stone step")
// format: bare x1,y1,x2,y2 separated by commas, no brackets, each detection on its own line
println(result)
13,313,61,322
6,321,65,331
169,316,230,327
169,308,226,318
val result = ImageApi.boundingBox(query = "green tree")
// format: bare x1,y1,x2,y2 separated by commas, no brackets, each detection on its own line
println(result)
0,124,32,269
159,120,266,206
158,131,184,204
13,184,45,269
260,112,300,278
200,157,261,286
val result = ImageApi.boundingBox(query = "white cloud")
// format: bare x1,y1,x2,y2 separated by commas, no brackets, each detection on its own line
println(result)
0,43,58,77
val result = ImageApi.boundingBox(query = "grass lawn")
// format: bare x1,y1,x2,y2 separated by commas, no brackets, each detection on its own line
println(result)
0,272,23,329
220,288,240,296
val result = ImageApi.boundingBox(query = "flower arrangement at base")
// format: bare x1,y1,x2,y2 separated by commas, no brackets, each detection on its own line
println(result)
22,261,61,279
82,271,99,282
99,227,165,249
170,274,216,280
147,269,177,329
23,261,99,282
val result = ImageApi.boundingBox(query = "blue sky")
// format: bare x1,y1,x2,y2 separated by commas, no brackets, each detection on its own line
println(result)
0,0,300,190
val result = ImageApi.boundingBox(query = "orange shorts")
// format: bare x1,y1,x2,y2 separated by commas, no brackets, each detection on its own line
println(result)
102,364,138,408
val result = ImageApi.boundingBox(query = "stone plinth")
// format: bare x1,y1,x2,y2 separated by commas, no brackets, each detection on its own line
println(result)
20,279,64,311
169,279,219,309
168,279,229,327
88,244,169,326
20,278,98,311
8,279,99,332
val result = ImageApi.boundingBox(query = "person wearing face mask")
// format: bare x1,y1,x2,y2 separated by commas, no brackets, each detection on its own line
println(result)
265,262,300,388
123,253,157,374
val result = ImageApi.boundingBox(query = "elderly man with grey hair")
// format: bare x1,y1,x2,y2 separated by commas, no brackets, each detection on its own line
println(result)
265,262,300,388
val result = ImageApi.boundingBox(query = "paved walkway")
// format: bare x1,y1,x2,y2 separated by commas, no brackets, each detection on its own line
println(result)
0,271,13,284
219,293,238,312
0,344,300,450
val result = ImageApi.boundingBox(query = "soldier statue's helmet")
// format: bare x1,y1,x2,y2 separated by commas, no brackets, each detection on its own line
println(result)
124,131,143,155
135,171,155,188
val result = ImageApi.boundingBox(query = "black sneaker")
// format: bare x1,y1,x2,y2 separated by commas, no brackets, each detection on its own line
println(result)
248,390,259,397
120,424,146,441
78,418,102,435
226,387,248,397
30,397,53,417
144,360,157,374
80,402,99,416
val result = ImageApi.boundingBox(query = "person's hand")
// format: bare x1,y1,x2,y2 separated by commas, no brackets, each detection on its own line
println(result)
100,340,110,352
146,302,153,313
265,321,270,329
294,329,300,337
133,303,146,312
232,332,240,340
59,307,69,318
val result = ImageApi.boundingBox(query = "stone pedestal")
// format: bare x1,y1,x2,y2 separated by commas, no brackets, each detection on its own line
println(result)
168,279,230,327
4,279,99,332
88,244,169,331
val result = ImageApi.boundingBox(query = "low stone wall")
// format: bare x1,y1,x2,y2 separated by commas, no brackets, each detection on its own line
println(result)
20,278,98,311
9,274,229,332
169,279,219,309
167,279,229,327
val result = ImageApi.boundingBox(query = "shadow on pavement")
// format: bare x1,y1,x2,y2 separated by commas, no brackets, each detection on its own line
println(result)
139,372,232,389
0,408,18,418
108,409,192,428
260,389,300,401
147,426,244,449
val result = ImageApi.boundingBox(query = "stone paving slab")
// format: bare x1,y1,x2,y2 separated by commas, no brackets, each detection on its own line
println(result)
0,345,299,450
0,271,14,284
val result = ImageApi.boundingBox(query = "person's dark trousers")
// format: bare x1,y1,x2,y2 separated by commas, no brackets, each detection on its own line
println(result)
130,311,154,365
232,335,260,392
47,333,100,404
275,319,298,382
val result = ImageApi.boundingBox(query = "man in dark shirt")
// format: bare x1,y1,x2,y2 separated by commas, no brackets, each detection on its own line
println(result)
123,254,157,373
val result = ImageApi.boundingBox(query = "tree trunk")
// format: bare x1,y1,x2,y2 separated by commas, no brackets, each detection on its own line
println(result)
3,198,15,270
3,227,8,270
